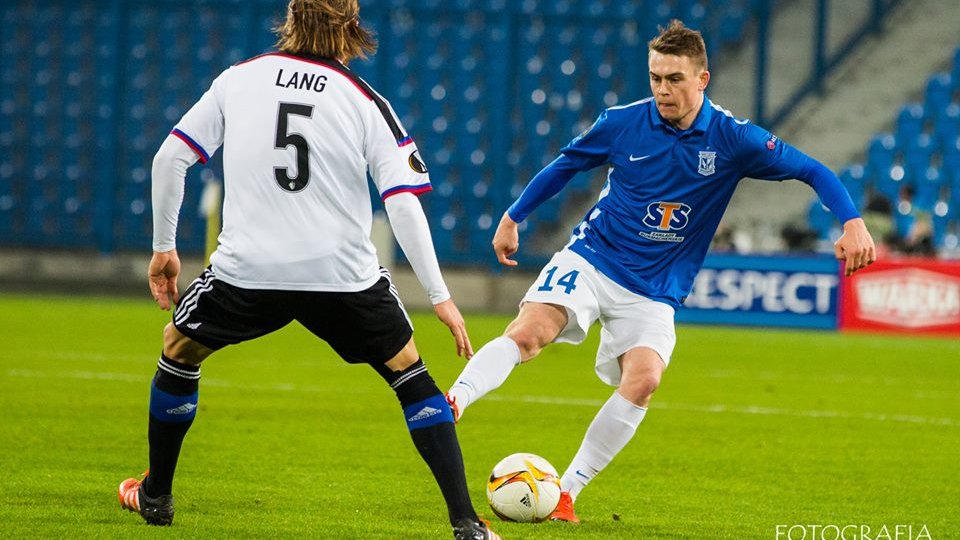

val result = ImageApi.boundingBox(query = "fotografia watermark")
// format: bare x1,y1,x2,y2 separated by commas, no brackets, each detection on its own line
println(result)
775,524,932,540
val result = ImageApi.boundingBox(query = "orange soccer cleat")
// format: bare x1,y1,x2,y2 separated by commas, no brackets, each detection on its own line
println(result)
548,491,580,523
445,393,461,423
118,471,175,526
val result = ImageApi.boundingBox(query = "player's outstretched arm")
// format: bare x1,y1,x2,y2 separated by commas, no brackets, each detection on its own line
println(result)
834,217,877,277
383,193,473,358
433,299,474,359
493,212,520,267
149,249,181,310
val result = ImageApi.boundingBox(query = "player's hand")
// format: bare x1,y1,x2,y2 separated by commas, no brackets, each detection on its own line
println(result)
148,249,181,310
493,212,520,267
834,218,877,277
433,298,474,359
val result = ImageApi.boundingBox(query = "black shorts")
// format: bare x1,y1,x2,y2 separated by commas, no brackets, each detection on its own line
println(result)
172,268,414,365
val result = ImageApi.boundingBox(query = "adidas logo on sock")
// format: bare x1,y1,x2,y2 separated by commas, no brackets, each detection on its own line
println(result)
407,406,442,422
166,403,197,415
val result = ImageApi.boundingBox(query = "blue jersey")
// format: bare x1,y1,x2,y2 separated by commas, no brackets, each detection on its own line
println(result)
508,96,858,308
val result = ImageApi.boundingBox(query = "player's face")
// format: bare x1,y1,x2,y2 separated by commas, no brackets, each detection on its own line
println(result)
648,51,710,130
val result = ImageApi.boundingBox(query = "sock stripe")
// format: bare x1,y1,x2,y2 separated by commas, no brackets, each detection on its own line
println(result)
158,358,201,380
391,364,427,389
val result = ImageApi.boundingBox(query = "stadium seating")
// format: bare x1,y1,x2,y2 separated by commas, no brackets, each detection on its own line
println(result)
815,46,960,254
0,0,762,265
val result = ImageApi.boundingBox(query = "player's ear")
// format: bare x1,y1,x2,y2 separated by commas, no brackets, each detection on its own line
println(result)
698,70,710,92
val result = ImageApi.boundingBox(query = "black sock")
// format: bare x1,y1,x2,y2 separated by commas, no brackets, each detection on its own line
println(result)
143,354,200,498
375,360,478,526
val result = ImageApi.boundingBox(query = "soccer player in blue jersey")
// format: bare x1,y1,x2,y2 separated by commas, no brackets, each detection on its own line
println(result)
446,20,876,523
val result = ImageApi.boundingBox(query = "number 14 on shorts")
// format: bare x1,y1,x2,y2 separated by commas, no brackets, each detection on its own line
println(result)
537,266,580,294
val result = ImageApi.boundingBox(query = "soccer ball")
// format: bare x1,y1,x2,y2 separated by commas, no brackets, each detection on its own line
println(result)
485,453,561,522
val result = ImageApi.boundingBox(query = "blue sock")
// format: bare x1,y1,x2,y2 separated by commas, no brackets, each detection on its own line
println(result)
144,354,199,497
375,360,477,526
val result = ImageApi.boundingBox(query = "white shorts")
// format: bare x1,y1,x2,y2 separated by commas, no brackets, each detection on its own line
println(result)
521,249,677,386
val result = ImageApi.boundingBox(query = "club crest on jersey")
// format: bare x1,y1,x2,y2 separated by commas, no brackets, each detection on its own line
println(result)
697,151,716,176
640,201,692,243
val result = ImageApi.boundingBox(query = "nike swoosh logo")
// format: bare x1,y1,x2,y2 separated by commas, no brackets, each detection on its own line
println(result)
629,154,650,161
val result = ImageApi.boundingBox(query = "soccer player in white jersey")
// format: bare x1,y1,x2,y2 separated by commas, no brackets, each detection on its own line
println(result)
117,2,499,538
447,20,877,523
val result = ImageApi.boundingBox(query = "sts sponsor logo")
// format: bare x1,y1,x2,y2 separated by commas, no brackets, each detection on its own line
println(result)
640,201,692,243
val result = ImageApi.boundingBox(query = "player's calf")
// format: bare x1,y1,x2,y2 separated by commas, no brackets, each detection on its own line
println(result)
373,359,481,531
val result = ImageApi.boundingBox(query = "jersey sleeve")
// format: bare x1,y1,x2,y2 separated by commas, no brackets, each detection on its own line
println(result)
363,94,431,201
736,122,810,180
559,108,620,171
170,70,229,164
737,123,859,223
507,156,579,223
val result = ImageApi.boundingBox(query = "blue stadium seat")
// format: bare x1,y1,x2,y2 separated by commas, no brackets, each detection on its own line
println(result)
875,165,908,202
952,172,960,210
807,200,834,240
839,165,867,209
924,73,953,112
896,103,926,143
904,133,935,178
913,166,945,210
431,213,456,260
612,0,641,18
717,5,748,49
640,1,674,45
865,134,897,179
893,199,915,239
679,0,707,32
467,212,495,257
954,46,960,79
537,195,564,225
932,201,951,248
933,103,960,149
944,143,960,186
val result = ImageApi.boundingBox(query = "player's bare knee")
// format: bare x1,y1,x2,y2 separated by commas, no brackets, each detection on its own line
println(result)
503,328,544,361
619,372,661,405
162,323,207,366
384,338,420,372
162,323,180,351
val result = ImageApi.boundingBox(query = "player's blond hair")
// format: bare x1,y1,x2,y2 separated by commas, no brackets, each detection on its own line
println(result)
274,0,377,63
648,19,708,71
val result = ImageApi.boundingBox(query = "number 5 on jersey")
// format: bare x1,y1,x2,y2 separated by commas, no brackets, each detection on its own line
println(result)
275,102,314,192
537,266,580,294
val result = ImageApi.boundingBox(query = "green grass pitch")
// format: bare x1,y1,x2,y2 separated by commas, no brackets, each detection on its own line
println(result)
1,294,957,539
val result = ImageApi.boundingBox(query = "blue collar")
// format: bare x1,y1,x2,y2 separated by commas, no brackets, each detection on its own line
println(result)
649,94,713,135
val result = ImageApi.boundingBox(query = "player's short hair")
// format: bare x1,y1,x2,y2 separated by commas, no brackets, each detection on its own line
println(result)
274,0,377,63
648,19,708,72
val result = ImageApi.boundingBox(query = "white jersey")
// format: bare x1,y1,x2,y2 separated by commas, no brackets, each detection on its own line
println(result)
171,52,431,292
